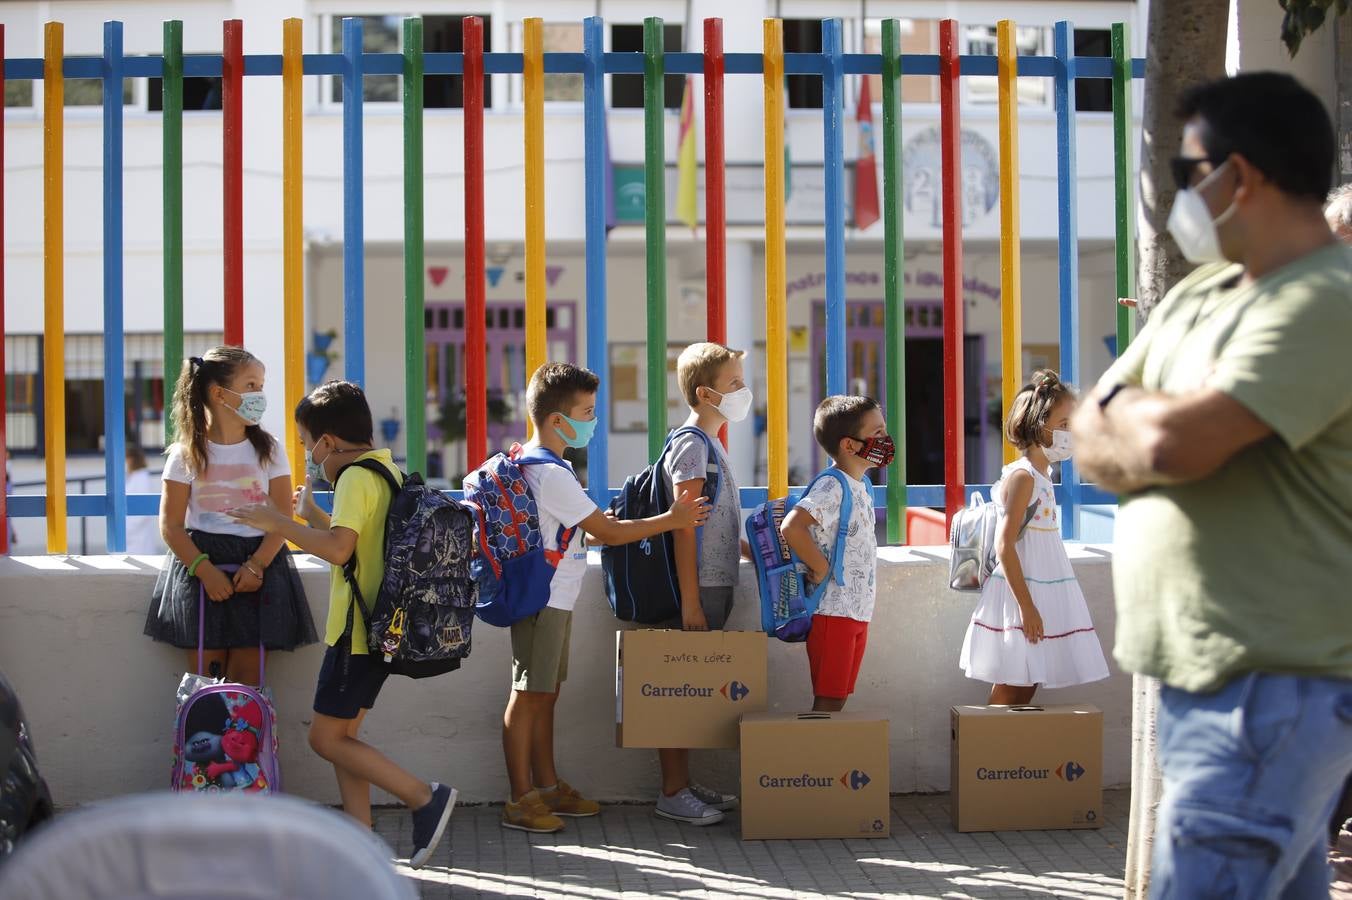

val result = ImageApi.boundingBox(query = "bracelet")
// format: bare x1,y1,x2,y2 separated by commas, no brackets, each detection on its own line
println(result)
187,553,210,578
243,560,264,579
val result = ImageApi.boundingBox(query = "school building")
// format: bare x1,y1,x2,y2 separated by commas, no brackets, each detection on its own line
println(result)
1,0,1338,552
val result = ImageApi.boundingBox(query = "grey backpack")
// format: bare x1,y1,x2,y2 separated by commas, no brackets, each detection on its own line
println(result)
948,493,1040,592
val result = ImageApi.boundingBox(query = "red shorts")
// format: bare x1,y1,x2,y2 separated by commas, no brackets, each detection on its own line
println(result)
806,614,869,699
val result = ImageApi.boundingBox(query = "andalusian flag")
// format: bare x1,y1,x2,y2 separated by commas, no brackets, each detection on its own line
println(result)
676,76,699,230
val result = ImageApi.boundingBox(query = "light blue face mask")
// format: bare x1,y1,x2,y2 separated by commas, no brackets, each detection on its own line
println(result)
555,413,596,449
224,388,267,426
304,442,330,483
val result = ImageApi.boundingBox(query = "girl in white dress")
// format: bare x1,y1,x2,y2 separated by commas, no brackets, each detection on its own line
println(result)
960,370,1109,704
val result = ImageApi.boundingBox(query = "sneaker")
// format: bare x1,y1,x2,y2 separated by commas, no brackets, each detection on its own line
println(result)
655,788,725,826
689,782,739,812
502,790,566,834
409,782,457,869
540,780,601,818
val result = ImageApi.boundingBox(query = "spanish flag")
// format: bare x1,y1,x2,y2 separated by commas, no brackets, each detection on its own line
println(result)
675,76,699,230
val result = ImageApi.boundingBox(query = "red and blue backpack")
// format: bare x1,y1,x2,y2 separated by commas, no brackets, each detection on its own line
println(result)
462,444,580,627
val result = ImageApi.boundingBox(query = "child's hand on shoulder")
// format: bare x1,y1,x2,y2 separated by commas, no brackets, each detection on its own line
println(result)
227,503,285,534
669,493,710,530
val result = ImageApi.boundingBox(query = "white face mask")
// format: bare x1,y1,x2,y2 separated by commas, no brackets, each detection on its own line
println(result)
707,386,753,423
1044,429,1074,464
1167,160,1238,264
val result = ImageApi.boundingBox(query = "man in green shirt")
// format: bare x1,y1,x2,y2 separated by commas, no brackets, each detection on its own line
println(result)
1073,73,1352,899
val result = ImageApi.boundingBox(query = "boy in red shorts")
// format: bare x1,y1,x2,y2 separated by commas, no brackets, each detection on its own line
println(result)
780,396,890,711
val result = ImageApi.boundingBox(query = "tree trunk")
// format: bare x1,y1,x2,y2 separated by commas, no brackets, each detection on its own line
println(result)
1136,0,1231,319
1126,3,1229,897
1124,675,1165,899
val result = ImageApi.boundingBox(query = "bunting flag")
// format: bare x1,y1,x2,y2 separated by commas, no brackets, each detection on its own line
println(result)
853,76,880,230
676,76,699,230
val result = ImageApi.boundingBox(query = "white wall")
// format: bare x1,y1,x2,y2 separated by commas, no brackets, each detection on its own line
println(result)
0,547,1130,808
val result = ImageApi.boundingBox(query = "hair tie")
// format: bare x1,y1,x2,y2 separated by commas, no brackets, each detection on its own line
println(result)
189,356,204,370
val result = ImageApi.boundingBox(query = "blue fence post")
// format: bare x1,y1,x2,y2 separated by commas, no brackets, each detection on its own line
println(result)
103,20,127,553
821,18,847,397
1054,20,1081,539
342,17,366,386
582,17,610,507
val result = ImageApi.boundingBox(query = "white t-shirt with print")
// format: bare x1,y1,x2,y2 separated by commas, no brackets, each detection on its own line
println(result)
521,458,596,612
662,429,741,587
163,439,291,539
793,470,877,622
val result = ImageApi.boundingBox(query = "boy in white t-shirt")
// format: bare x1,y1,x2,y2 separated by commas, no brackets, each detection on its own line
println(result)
500,363,710,834
780,396,892,712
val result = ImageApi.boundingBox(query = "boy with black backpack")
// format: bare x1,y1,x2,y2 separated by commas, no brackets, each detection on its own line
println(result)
228,381,455,869
497,363,710,834
648,342,752,826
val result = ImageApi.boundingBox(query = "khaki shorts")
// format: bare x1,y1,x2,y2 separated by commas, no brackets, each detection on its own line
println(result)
510,606,573,693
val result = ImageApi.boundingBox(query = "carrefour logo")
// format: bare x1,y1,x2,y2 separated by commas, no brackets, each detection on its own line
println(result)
1057,761,1086,782
757,769,871,790
974,760,1090,782
720,681,750,702
640,681,750,701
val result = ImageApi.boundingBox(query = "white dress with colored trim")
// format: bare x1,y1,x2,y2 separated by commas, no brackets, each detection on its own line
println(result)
959,458,1109,688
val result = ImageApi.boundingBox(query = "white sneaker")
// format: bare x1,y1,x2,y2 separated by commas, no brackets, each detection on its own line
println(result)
655,788,725,826
689,782,739,812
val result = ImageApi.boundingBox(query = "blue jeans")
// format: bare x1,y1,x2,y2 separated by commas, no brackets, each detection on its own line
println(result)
1151,673,1352,900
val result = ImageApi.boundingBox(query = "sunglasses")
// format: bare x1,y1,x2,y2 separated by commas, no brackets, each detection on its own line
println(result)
1170,155,1228,192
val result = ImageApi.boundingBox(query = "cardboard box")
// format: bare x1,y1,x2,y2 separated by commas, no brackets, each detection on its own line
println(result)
615,630,767,749
950,704,1103,832
740,712,891,840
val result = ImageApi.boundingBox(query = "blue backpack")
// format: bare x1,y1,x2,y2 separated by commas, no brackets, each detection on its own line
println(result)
601,427,721,623
462,444,581,627
744,468,859,642
336,460,477,679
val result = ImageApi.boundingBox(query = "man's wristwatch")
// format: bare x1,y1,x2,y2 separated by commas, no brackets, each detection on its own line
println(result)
1098,383,1129,412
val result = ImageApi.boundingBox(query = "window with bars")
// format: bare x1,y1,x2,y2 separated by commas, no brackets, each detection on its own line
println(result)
610,23,683,109
783,19,823,109
965,24,1050,107
4,333,224,455
325,13,493,109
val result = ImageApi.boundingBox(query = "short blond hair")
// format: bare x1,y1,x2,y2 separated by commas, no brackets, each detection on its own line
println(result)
676,342,744,408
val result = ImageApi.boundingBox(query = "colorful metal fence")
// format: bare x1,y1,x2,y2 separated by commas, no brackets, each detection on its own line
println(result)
2,15,1142,553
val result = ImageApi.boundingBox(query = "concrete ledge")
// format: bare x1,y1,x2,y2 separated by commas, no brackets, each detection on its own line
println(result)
0,547,1127,807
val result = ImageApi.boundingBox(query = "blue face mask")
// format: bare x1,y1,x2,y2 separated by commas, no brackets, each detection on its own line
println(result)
224,388,267,426
554,413,596,449
304,442,330,483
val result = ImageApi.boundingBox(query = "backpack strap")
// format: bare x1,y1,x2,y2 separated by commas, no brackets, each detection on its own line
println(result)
332,457,403,634
801,467,856,603
513,444,583,566
659,426,722,508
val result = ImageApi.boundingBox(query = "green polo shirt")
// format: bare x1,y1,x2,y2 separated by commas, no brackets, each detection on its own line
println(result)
1102,242,1352,692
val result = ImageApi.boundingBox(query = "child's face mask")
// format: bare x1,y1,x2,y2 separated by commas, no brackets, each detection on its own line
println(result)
222,387,267,426
705,386,753,423
1044,429,1074,463
854,434,895,467
555,413,596,449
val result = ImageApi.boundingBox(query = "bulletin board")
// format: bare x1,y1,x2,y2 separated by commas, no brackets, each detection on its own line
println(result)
609,343,687,433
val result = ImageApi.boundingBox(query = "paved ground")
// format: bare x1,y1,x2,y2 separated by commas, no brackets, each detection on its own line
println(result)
379,791,1133,899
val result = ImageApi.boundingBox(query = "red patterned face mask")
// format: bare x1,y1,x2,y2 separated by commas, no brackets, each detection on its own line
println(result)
854,435,895,467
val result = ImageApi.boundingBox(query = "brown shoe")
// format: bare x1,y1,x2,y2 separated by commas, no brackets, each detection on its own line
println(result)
540,780,601,818
501,790,565,833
